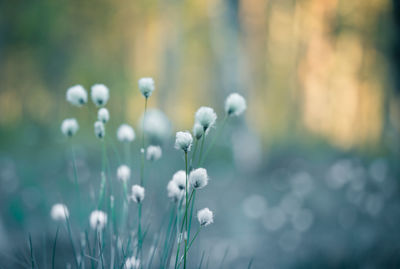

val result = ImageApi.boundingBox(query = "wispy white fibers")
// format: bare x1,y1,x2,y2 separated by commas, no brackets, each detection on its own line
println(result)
117,165,131,182
94,121,105,139
61,118,79,137
50,203,69,221
91,84,109,107
146,145,162,161
172,170,186,191
140,109,171,142
175,131,193,152
66,85,87,106
189,168,209,189
89,210,108,230
195,106,217,132
225,93,247,116
124,256,140,269
192,122,204,140
117,124,135,142
131,185,145,203
197,208,214,226
138,77,155,98
167,180,184,202
97,108,110,123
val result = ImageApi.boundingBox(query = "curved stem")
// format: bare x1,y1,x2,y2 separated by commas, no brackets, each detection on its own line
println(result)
197,136,206,167
183,152,188,269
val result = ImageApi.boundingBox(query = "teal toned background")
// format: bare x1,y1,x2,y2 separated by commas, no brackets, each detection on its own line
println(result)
0,0,399,268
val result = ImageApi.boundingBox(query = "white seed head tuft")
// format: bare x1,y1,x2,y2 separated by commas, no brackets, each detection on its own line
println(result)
172,170,187,191
117,124,135,142
140,109,172,142
192,122,204,140
89,210,108,230
167,180,184,202
175,131,193,152
197,208,214,226
189,168,209,189
146,145,162,161
131,185,145,203
138,77,155,98
94,121,105,139
50,203,69,221
117,165,130,182
97,108,110,123
124,256,140,269
66,85,88,106
61,118,79,137
91,84,109,107
225,93,247,116
195,107,217,131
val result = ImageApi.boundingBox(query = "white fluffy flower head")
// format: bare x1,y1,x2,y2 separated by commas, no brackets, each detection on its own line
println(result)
50,203,69,221
189,168,209,189
146,145,162,161
117,124,135,142
90,210,108,230
91,84,109,107
141,109,172,143
94,121,105,139
131,185,145,203
172,170,187,191
167,180,184,202
192,122,204,140
61,118,79,137
117,165,130,182
66,85,87,106
175,131,193,152
124,256,140,269
98,108,110,123
195,106,217,131
138,77,155,98
197,208,213,226
225,93,247,116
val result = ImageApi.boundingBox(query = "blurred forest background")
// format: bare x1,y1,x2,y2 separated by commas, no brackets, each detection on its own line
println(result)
0,0,400,268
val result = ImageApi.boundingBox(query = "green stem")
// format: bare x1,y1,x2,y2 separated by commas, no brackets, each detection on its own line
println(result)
65,217,79,269
197,136,206,167
178,228,201,267
137,202,143,262
70,144,81,219
52,225,59,269
174,202,182,269
187,190,196,243
200,116,228,166
140,98,148,186
162,206,175,267
190,140,199,169
184,151,188,269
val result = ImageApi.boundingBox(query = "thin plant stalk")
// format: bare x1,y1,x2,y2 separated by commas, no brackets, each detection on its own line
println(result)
140,98,148,186
137,203,143,262
200,115,228,166
183,151,189,269
52,225,60,269
187,190,196,243
29,234,36,269
70,143,82,218
174,202,182,269
65,217,79,269
190,139,199,169
197,136,206,167
178,227,201,267
161,206,176,266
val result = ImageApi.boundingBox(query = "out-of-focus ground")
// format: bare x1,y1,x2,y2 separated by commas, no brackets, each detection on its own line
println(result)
0,0,400,268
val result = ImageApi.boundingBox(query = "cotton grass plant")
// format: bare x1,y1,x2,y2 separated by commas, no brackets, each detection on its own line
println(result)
47,81,247,268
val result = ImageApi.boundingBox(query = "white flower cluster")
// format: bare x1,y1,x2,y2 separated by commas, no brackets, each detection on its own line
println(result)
61,118,79,137
131,185,145,203
117,124,135,142
91,84,109,107
166,170,187,202
117,165,131,182
174,131,193,152
195,106,217,133
124,256,140,269
225,93,246,116
94,121,105,139
50,203,69,221
138,77,155,98
66,85,87,107
197,208,214,226
189,168,209,189
89,210,108,230
146,145,162,161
